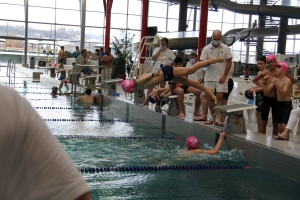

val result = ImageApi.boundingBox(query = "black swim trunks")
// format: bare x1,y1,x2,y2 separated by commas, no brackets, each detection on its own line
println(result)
59,58,64,64
261,96,278,122
277,101,292,124
255,92,263,111
223,79,234,100
161,65,174,81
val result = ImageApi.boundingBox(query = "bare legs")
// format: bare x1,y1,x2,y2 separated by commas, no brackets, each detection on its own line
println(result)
256,111,263,133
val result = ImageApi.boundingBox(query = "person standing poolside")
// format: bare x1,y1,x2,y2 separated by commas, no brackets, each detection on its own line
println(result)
74,88,94,105
0,85,91,200
187,52,206,84
58,46,66,70
100,47,114,78
264,62,292,136
199,30,233,124
71,46,81,59
183,132,226,155
248,56,268,133
76,49,98,75
147,37,176,96
121,56,225,101
251,20,257,28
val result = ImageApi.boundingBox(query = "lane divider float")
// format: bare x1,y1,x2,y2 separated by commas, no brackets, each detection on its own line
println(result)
44,119,135,122
56,135,176,140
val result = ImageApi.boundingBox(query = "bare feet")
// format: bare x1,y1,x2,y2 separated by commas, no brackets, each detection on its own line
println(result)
178,113,186,118
205,88,217,101
210,56,225,64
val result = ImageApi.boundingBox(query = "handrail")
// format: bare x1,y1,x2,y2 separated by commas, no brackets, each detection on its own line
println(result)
6,58,15,86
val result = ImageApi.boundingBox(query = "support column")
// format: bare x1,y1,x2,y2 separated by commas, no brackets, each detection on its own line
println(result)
177,0,188,58
245,0,253,63
277,0,290,54
104,0,113,49
80,0,86,51
140,0,149,63
193,6,197,31
197,0,209,60
256,0,267,58
24,0,29,66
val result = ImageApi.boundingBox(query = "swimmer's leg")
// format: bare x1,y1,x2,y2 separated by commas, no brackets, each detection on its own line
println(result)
173,56,224,77
173,77,216,101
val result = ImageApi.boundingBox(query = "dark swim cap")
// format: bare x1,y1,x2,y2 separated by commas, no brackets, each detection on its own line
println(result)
244,89,254,100
148,94,159,104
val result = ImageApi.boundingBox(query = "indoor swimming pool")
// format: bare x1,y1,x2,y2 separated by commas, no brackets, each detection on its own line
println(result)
1,75,300,199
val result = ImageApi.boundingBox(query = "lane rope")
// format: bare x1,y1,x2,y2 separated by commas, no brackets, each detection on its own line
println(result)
44,119,136,122
34,106,99,110
79,165,244,173
56,135,175,140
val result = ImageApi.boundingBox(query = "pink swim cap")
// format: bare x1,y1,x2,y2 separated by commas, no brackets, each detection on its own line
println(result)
121,79,134,93
277,61,289,72
186,136,200,150
266,54,277,62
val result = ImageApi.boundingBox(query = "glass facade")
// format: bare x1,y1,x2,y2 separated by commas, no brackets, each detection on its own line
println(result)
0,0,299,65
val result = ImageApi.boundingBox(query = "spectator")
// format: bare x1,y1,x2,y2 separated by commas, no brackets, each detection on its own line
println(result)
199,30,233,125
71,46,81,59
187,52,206,84
248,56,268,133
169,57,203,118
264,62,292,134
100,47,114,78
93,48,105,65
251,20,257,28
76,49,97,75
58,46,66,70
244,65,250,79
0,85,91,200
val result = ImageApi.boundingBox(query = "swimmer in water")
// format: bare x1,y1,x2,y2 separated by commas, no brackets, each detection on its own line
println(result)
121,56,225,101
50,86,71,96
74,88,94,104
184,132,226,155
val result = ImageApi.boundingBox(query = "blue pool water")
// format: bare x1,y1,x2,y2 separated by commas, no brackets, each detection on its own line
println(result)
1,77,300,199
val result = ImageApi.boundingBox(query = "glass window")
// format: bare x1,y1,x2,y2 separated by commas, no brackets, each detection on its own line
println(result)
85,42,101,52
28,23,55,39
1,0,24,5
56,9,81,25
221,23,234,34
110,29,127,44
86,0,104,12
235,14,245,24
127,30,141,43
128,15,141,30
112,0,128,14
128,0,141,15
168,4,179,19
57,40,79,52
29,0,55,7
28,7,55,23
286,39,294,53
86,11,105,27
186,20,195,31
149,2,167,18
56,25,81,41
0,4,24,21
0,20,25,37
56,0,80,10
167,19,178,32
294,40,300,54
148,17,166,32
85,27,104,44
187,7,195,21
207,10,223,23
0,39,25,64
222,10,235,23
207,22,222,33
111,14,127,28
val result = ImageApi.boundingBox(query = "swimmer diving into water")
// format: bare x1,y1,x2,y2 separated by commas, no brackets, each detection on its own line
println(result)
121,57,225,101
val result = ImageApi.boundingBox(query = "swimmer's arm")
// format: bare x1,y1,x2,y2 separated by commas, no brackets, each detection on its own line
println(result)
142,95,149,106
160,88,170,96
139,70,160,85
252,72,266,87
74,96,82,102
286,73,297,85
263,82,274,92
249,86,263,93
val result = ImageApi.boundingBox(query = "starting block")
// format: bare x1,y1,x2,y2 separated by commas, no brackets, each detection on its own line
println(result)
213,103,256,134
160,93,193,116
134,89,145,104
45,67,56,78
104,79,123,96
82,75,101,89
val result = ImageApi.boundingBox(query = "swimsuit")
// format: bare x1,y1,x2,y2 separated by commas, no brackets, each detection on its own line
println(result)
161,65,174,81
255,92,264,111
261,96,278,122
277,101,292,124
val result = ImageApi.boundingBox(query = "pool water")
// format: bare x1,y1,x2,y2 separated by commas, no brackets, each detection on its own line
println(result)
2,78,300,199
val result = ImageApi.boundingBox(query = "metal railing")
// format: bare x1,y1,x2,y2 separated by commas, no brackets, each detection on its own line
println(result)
1,59,16,86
